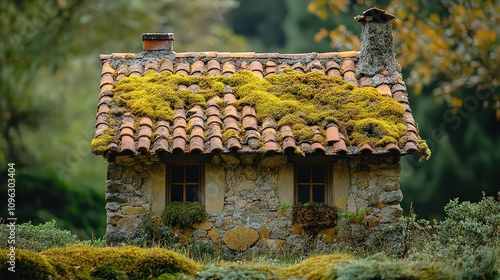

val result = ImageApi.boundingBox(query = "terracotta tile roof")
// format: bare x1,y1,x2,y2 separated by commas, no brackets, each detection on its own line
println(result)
92,50,429,159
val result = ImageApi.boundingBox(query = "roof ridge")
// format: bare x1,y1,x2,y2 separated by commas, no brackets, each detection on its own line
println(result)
99,51,359,62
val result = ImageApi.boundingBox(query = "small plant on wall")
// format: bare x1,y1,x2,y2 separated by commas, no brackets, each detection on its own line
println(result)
161,201,207,229
292,202,337,229
336,207,366,230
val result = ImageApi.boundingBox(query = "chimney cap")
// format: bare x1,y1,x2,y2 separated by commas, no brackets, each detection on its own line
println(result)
142,33,174,51
142,33,174,41
355,7,396,23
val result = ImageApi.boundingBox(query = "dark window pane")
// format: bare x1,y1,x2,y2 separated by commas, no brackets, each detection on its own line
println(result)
171,184,184,201
312,166,325,183
297,185,310,204
297,166,310,183
186,185,199,202
185,165,199,183
171,165,184,183
313,185,325,202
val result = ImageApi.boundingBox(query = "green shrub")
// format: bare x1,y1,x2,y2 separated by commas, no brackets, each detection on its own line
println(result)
335,208,366,232
397,211,433,258
435,196,500,250
80,235,107,247
335,255,457,280
161,202,207,229
131,212,179,247
292,202,337,229
0,220,79,252
197,263,282,280
185,238,217,262
408,195,500,278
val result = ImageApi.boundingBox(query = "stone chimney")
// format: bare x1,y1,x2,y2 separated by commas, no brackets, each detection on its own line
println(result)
355,8,401,77
141,33,174,52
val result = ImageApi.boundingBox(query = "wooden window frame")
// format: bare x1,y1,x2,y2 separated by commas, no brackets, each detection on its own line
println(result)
294,163,329,204
166,163,205,206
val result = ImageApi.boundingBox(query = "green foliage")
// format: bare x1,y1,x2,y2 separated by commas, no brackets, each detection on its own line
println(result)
292,202,337,229
0,0,248,240
161,202,207,229
80,235,107,247
197,263,282,280
1,195,498,279
335,207,367,232
0,220,79,252
404,195,500,279
435,196,500,250
398,215,432,258
334,254,457,280
431,196,500,278
158,272,193,280
132,212,179,247
0,172,105,239
280,203,291,210
308,0,499,110
185,239,217,262
0,0,86,164
305,0,499,221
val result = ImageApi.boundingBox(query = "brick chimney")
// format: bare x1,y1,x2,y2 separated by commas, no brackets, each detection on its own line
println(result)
355,8,401,77
141,33,174,52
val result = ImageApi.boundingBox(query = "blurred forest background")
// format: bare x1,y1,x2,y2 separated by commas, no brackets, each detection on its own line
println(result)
1,0,498,238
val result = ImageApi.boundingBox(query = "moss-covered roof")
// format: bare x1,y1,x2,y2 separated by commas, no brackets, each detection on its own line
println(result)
92,51,430,160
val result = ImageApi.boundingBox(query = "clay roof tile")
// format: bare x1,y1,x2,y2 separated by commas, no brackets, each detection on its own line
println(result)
92,49,426,158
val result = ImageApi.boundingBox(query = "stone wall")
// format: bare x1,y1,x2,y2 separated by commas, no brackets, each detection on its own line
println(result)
207,154,293,248
104,155,161,243
335,156,403,247
104,154,404,249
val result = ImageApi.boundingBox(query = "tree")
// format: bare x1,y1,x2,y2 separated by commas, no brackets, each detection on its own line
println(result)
307,0,500,218
308,0,499,118
0,0,248,237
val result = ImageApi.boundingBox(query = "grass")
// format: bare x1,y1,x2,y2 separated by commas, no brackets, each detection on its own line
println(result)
1,195,498,279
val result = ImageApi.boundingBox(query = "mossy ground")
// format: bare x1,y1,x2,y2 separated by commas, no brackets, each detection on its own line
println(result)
0,245,201,280
0,247,491,279
280,254,355,279
94,68,430,158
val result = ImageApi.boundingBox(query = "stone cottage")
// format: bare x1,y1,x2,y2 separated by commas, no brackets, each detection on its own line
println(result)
91,8,429,248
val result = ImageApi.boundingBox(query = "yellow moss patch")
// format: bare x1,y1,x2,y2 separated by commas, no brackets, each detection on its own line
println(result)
90,129,116,154
0,249,56,279
222,129,241,143
113,70,229,121
418,139,431,160
279,253,356,279
41,244,201,279
111,67,428,156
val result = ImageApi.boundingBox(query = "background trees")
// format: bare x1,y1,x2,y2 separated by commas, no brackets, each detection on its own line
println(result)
303,0,499,218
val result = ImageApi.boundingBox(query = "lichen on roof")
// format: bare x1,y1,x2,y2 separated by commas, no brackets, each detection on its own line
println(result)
108,67,426,155
90,128,116,154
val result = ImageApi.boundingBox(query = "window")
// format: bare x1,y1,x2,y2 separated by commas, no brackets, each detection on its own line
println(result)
295,164,327,204
167,164,203,203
